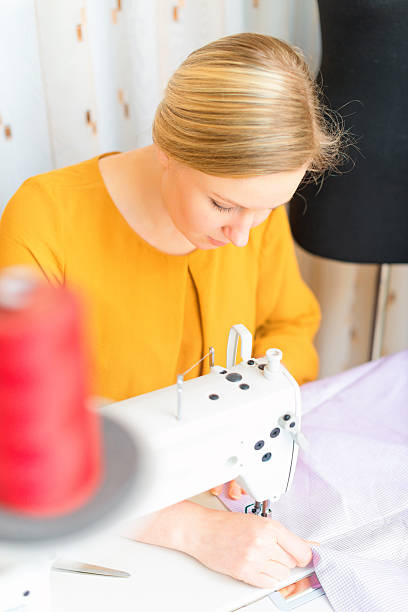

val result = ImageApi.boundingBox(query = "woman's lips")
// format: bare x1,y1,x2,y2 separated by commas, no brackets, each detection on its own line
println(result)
208,236,229,247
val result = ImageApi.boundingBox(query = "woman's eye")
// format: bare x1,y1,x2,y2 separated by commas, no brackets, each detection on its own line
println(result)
210,199,234,213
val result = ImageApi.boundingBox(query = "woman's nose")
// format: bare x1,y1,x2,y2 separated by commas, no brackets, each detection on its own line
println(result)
223,212,254,247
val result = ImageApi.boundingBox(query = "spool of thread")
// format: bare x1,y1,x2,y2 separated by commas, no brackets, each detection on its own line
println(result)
0,268,102,516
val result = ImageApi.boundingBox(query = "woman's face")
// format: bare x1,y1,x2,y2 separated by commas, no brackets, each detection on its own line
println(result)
157,148,308,250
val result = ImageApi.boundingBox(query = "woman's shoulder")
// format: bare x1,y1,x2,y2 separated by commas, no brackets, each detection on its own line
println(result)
1,153,121,244
4,153,122,227
23,152,119,194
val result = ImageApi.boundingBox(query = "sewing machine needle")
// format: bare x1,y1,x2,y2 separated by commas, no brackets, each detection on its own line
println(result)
52,559,130,578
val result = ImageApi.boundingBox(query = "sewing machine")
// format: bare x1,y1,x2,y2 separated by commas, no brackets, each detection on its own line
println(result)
0,321,311,612
99,324,305,521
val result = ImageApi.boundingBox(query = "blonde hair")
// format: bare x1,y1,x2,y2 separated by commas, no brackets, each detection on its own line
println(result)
153,33,344,179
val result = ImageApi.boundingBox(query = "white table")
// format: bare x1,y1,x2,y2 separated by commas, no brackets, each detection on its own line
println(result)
51,493,332,612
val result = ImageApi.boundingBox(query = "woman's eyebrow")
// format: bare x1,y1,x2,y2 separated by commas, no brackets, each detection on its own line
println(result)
211,192,290,209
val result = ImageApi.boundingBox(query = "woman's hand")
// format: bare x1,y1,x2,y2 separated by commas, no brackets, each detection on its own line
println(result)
129,501,312,589
186,505,312,588
210,479,245,499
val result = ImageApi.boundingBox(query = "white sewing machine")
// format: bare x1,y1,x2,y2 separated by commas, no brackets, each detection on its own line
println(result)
99,324,305,520
0,317,316,612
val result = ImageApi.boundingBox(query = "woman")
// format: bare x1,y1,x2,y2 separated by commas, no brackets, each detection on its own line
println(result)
0,34,342,587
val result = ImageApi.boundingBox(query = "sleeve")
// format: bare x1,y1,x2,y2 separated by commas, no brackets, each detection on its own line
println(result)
0,177,64,285
253,205,321,385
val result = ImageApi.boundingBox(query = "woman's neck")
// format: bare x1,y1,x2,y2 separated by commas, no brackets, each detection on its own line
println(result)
98,146,196,255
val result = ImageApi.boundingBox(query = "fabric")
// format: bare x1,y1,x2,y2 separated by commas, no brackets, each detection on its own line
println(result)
220,351,408,611
0,152,320,401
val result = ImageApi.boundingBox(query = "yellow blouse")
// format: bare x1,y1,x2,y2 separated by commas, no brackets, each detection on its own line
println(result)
0,154,321,400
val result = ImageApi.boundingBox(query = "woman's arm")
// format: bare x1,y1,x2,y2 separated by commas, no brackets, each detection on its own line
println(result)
254,206,321,384
128,500,312,588
0,178,64,284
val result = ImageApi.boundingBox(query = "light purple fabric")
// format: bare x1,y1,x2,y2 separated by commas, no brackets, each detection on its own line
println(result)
220,351,408,611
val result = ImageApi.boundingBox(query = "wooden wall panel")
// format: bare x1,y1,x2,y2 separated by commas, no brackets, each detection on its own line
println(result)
296,246,378,378
382,265,408,357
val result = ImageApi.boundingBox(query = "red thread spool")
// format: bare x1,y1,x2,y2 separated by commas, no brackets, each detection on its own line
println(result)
0,271,102,516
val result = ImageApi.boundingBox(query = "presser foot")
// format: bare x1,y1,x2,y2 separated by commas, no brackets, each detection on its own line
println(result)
249,500,271,517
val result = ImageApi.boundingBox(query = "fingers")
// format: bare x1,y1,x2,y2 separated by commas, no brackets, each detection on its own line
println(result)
228,480,243,500
248,553,306,589
267,521,312,567
263,560,291,582
269,543,297,569
255,526,297,568
246,572,278,589
209,480,245,499
243,561,290,588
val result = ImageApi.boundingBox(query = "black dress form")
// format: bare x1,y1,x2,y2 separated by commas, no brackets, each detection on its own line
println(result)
289,0,408,264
